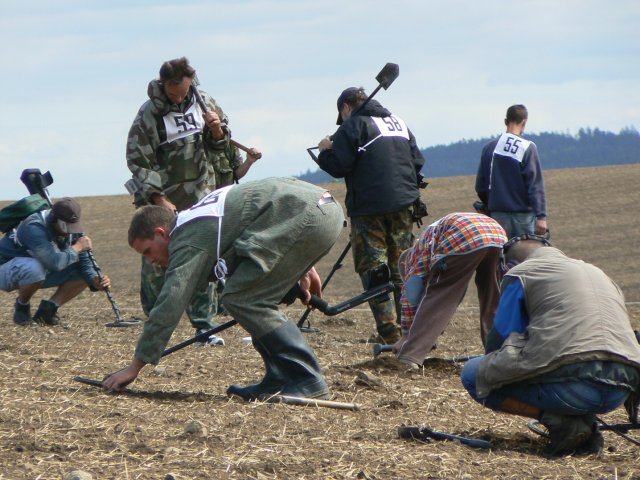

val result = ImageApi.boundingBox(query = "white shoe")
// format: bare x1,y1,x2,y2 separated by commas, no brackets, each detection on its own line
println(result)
195,329,225,347
398,358,420,371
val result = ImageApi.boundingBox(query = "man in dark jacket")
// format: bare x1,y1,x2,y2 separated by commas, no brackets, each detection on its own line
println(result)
314,87,425,344
0,197,110,325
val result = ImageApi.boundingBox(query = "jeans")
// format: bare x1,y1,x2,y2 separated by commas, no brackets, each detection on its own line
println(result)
490,211,535,238
462,356,630,415
0,257,83,291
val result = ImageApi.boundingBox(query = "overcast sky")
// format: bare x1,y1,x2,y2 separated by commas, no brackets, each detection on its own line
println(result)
1,1,638,201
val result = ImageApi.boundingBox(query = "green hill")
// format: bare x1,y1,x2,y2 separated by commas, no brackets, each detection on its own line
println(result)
298,126,640,183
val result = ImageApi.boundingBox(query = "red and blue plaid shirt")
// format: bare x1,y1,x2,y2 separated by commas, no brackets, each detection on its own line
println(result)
400,213,507,332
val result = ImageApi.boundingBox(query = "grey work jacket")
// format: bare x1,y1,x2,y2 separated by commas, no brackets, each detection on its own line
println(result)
476,247,640,397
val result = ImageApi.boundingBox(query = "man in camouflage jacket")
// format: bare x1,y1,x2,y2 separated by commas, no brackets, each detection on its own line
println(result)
126,57,260,340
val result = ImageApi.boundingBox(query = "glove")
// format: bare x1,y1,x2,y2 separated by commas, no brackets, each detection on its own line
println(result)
411,198,428,227
473,200,489,215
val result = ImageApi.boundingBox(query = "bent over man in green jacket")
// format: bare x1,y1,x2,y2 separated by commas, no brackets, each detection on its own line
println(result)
103,178,345,400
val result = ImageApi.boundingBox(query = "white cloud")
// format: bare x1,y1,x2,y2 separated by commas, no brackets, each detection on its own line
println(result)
0,0,638,200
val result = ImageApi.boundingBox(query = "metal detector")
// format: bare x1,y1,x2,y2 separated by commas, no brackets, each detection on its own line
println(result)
372,343,481,364
398,425,492,449
155,273,395,360
72,375,360,410
19,169,141,327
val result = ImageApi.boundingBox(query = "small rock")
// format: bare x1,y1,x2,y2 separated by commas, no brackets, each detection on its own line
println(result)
153,365,166,375
64,471,93,480
164,474,178,480
184,420,207,436
354,371,383,387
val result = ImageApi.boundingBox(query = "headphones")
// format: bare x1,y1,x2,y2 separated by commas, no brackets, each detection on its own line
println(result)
503,232,552,254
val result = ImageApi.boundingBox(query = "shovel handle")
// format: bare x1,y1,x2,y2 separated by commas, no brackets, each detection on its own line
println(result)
258,394,360,411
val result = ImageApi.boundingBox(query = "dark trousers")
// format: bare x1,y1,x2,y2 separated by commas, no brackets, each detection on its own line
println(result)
395,247,502,365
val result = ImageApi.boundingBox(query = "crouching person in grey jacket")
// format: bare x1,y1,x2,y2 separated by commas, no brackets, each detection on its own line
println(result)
103,177,345,401
461,235,640,456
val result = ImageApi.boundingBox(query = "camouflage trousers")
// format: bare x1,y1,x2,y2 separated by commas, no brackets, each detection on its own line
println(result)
139,257,219,331
350,208,415,343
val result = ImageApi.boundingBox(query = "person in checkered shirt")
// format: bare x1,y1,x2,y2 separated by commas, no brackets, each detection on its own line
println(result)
394,212,507,369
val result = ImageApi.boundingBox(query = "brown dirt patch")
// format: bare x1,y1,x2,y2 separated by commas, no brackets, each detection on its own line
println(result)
1,165,639,479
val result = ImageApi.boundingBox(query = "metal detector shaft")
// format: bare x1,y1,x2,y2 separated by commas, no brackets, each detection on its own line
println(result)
422,428,492,449
162,277,391,358
398,425,492,449
373,344,481,363
297,242,351,328
80,242,122,321
306,282,394,316
77,234,137,327
161,319,237,357
73,375,135,395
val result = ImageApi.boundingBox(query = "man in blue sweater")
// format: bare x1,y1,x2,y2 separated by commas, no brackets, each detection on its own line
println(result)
475,105,548,238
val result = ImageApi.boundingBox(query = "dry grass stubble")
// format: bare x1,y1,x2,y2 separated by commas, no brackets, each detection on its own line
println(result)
0,164,639,479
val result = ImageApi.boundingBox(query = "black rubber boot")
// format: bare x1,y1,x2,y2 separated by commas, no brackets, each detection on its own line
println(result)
33,299,60,326
227,321,329,401
378,322,401,344
227,340,280,400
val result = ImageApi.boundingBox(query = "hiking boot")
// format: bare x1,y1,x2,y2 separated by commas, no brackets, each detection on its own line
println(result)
195,329,225,347
574,415,604,455
540,412,593,456
33,299,60,326
13,300,33,326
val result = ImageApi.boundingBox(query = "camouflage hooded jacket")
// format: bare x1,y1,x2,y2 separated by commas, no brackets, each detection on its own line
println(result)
126,79,241,211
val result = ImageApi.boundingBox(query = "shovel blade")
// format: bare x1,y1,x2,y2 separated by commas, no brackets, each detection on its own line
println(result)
376,63,399,90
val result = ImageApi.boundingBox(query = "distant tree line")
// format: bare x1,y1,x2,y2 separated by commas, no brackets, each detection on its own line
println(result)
297,127,639,183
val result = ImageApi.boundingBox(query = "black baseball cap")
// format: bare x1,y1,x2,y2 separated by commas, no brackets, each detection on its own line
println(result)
336,87,359,125
50,197,84,234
